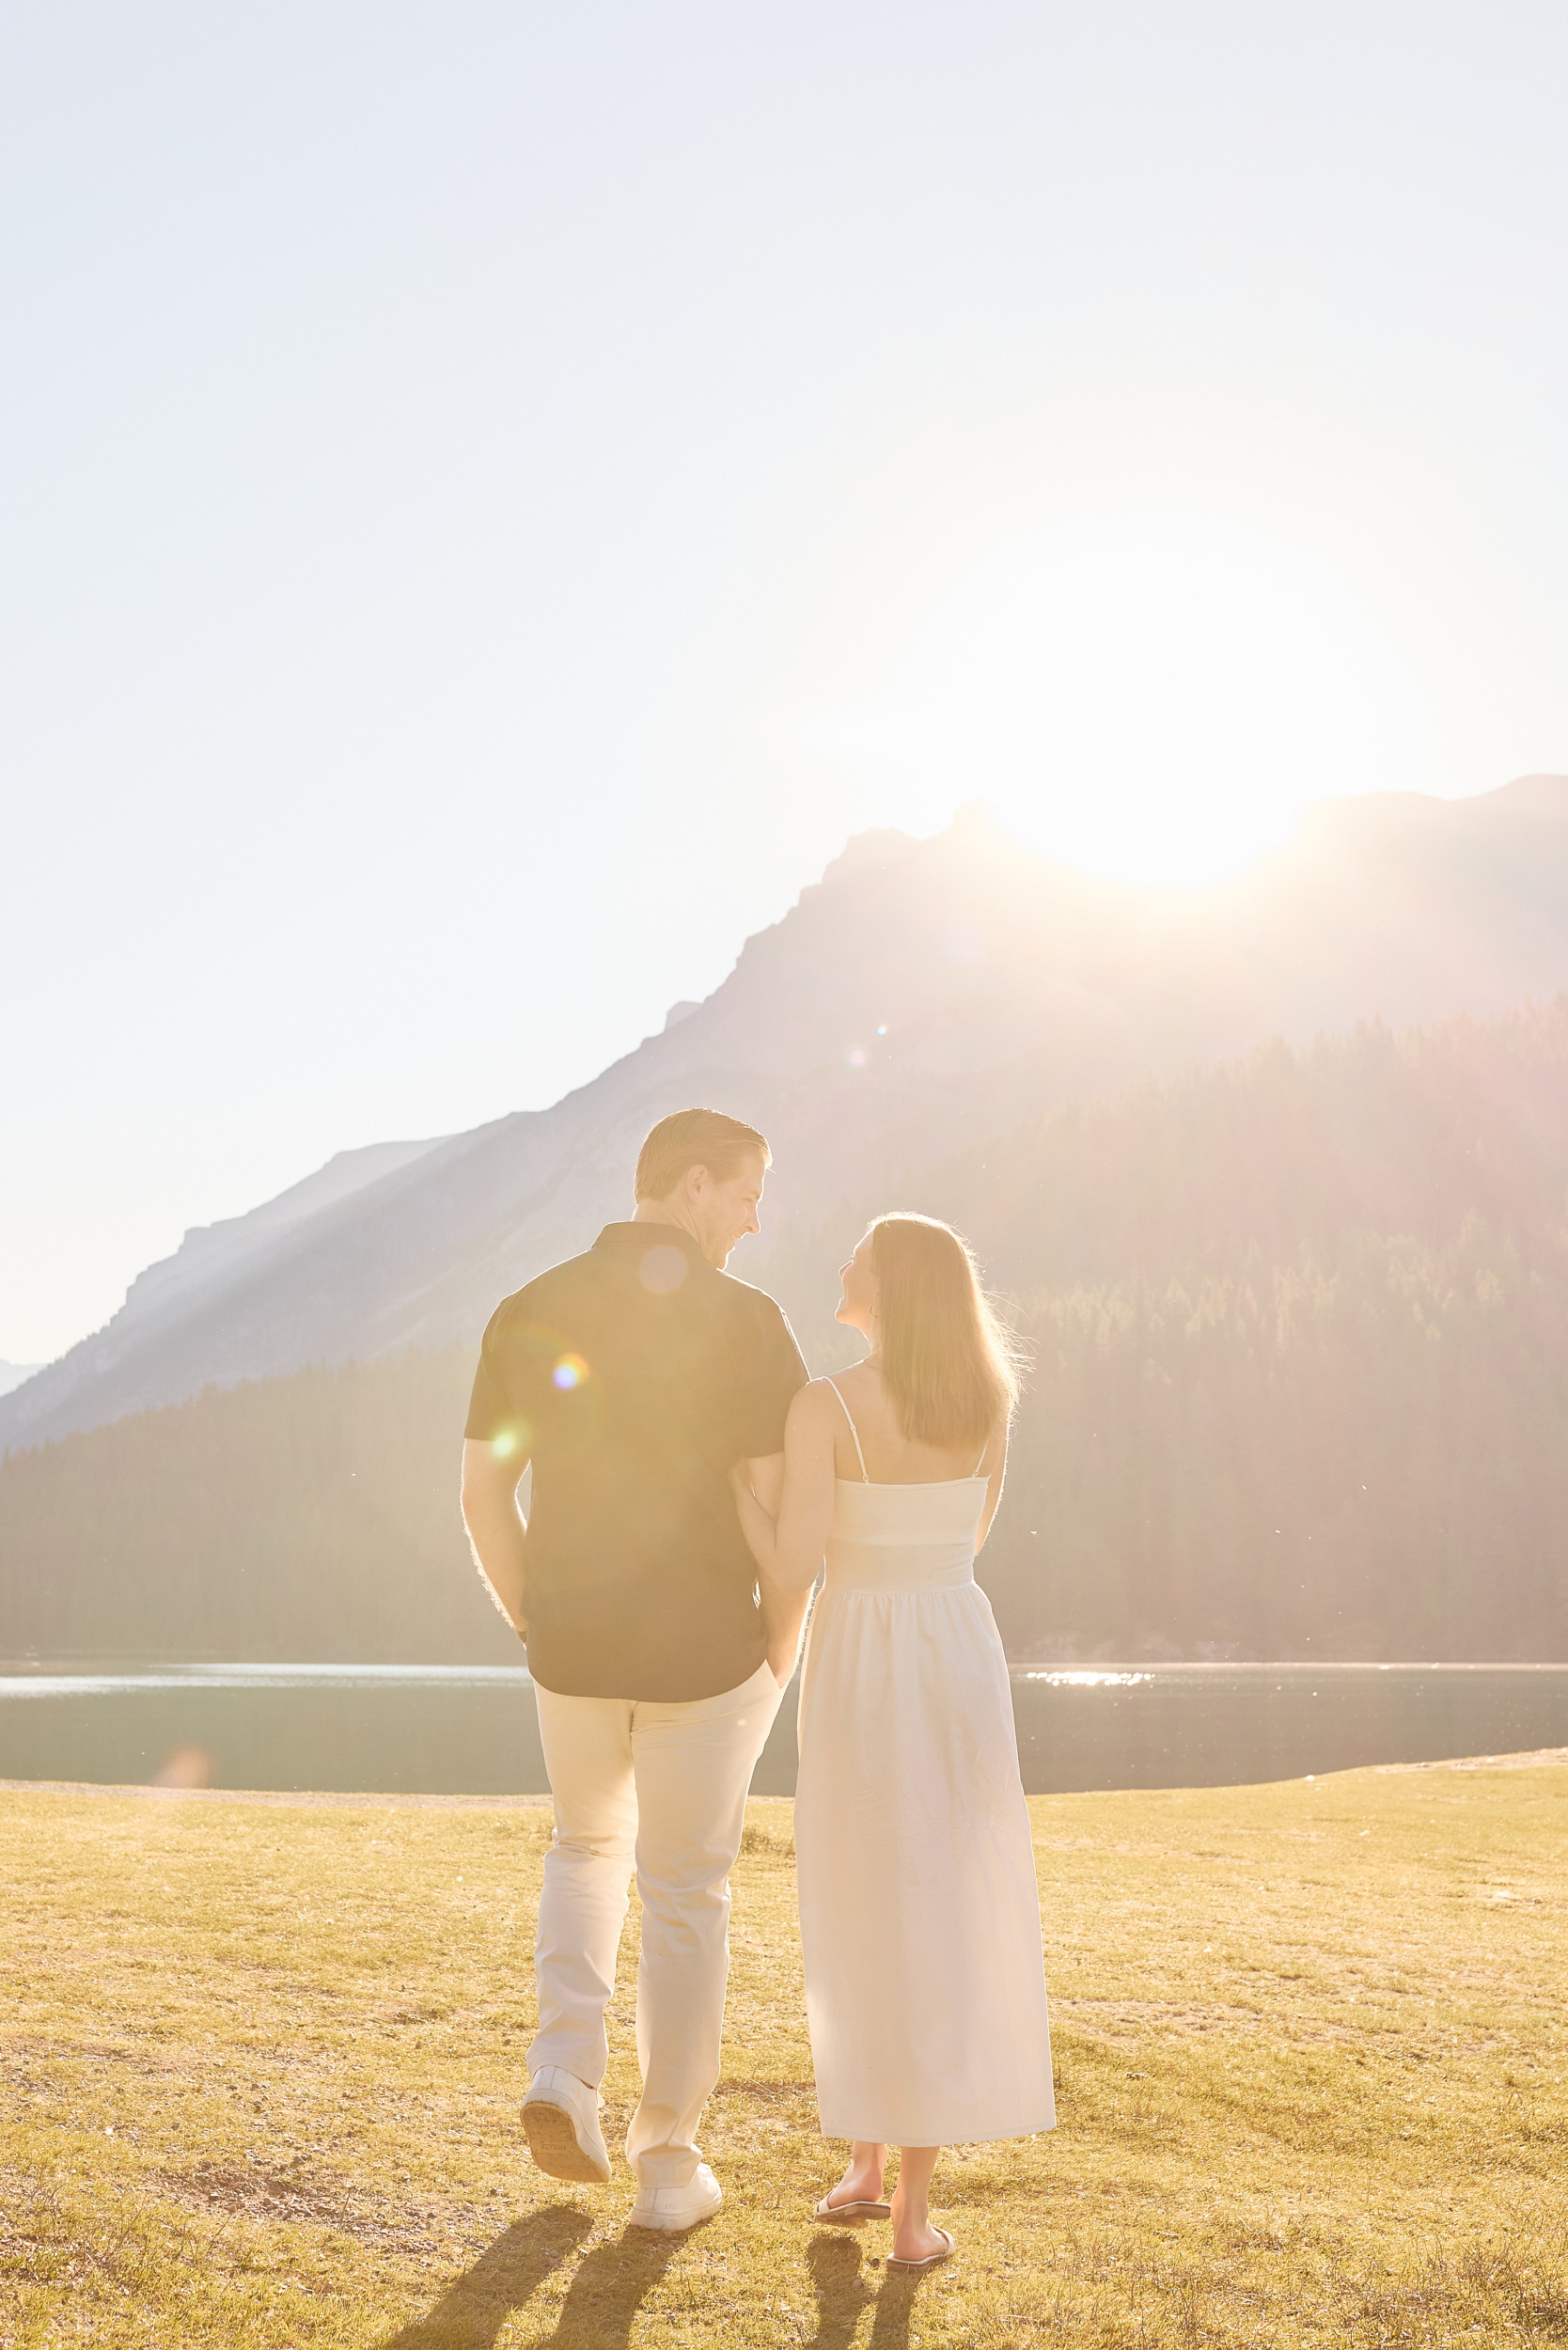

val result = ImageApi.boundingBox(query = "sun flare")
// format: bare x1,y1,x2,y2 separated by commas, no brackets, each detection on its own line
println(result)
812,513,1430,889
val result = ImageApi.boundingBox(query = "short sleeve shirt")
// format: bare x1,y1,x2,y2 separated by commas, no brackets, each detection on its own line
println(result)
465,1223,808,1700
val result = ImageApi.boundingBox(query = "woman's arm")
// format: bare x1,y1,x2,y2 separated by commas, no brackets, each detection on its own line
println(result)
730,1382,839,1595
974,1419,1010,1554
740,1450,808,1684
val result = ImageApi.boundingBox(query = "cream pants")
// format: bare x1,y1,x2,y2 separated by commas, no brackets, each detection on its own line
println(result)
527,1659,782,2186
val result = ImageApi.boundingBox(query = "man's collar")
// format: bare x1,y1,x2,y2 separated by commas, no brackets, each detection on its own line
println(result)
593,1221,714,1268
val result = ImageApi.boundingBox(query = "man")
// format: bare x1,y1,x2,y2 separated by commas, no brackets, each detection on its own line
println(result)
461,1106,808,2232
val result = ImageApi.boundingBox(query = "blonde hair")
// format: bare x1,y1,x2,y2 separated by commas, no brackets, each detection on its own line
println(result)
870,1214,1021,1449
635,1106,771,1201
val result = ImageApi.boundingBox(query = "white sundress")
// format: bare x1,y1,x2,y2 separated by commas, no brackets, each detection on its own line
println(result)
792,1379,1056,2147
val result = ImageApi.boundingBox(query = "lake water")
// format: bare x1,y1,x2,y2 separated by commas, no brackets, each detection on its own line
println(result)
1,1660,1563,1797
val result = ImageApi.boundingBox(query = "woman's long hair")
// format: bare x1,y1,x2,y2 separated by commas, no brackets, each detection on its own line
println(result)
870,1213,1023,1449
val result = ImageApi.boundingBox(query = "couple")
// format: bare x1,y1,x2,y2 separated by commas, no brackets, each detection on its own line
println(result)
461,1106,1054,2272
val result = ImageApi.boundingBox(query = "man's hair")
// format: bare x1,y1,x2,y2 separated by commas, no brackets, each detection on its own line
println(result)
635,1107,771,1202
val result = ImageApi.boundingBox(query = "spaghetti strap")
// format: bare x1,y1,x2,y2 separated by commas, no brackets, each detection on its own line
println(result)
972,1437,991,1478
823,1378,870,1482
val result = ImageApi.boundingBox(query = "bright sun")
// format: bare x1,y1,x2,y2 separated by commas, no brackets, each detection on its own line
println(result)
812,513,1429,888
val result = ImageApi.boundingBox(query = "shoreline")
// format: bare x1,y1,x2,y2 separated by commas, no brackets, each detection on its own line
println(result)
5,1747,1566,1808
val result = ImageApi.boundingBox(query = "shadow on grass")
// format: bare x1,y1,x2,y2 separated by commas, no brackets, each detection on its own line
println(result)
868,2269,924,2348
805,2232,931,2350
384,2209,933,2349
378,2206,593,2347
806,2234,873,2347
379,2208,687,2350
539,2223,682,2346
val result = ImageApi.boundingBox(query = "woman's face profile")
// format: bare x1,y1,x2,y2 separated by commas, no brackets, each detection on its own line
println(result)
836,1230,878,1335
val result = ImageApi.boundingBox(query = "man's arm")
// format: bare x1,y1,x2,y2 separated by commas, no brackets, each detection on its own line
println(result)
460,1437,530,1639
744,1450,808,1686
735,1382,838,1682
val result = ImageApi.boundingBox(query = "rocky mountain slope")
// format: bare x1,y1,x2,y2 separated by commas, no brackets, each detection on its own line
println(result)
5,774,1567,1451
8,1001,1567,1662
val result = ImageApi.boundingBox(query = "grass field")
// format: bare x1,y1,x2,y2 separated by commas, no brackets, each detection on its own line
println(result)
2,1754,1565,2348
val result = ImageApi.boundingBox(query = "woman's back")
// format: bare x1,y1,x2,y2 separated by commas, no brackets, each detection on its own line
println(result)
818,1358,997,1487
821,1371,988,1590
794,1365,1054,2151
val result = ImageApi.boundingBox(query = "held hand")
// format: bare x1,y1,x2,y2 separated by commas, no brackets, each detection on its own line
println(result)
760,1565,808,1689
729,1460,778,1578
729,1459,775,1520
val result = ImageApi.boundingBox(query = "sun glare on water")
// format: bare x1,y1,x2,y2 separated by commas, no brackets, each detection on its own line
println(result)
814,514,1429,890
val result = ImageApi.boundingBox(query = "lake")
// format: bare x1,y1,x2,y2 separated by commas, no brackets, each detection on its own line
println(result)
1,1660,1563,1797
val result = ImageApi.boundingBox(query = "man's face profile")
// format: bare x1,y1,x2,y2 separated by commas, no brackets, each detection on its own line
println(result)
693,1152,766,1268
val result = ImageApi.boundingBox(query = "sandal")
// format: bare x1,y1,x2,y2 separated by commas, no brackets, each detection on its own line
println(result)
812,2193,892,2226
888,2225,955,2274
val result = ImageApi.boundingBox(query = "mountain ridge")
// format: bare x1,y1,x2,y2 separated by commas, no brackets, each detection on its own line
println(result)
7,999,1566,1664
5,773,1567,1453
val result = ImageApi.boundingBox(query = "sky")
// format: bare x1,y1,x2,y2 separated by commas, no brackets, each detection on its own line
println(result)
3,1,1566,1366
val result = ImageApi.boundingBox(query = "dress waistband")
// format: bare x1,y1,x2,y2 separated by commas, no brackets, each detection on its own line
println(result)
823,1541,978,1595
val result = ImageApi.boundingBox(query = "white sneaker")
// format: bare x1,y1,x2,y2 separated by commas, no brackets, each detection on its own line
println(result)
521,2066,612,2185
628,2161,723,2232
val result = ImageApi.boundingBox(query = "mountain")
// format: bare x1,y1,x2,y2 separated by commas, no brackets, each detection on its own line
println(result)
5,774,1568,1454
102,1137,446,1341
0,1363,41,1402
6,1001,1565,1663
889,1003,1568,1662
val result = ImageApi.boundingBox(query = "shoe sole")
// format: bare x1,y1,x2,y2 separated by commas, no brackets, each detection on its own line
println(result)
628,2194,722,2233
522,2097,610,2185
887,2228,955,2274
813,2199,891,2227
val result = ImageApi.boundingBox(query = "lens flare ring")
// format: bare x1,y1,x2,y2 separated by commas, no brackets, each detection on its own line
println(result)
639,1246,688,1295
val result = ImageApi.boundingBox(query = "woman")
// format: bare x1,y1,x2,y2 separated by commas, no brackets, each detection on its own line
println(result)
730,1214,1054,2273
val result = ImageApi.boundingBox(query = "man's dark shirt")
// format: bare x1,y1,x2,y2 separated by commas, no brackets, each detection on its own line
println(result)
465,1222,808,1701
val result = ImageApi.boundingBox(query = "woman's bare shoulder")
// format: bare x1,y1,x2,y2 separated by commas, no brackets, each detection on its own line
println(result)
792,1375,851,1414
808,1363,886,1418
787,1379,845,1431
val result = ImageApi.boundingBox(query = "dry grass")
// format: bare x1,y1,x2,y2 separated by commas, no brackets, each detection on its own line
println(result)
2,1756,1565,2347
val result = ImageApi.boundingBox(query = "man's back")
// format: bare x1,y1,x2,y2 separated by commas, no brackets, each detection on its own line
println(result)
462,1105,807,2225
465,1220,807,1700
